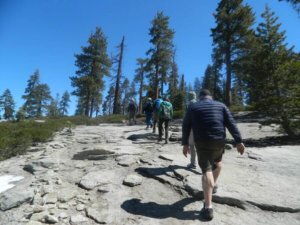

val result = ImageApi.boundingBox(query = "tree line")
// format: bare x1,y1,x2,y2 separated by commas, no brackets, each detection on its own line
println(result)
0,0,299,136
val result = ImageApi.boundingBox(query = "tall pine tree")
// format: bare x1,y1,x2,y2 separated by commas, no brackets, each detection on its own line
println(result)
242,5,299,136
59,91,71,116
70,27,111,117
147,11,174,98
22,70,52,118
134,58,147,115
211,0,255,106
112,36,125,114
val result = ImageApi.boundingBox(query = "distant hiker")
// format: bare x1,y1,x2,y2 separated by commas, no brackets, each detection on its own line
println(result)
182,89,245,221
143,97,153,129
158,97,173,144
186,91,197,169
128,98,137,125
152,96,163,133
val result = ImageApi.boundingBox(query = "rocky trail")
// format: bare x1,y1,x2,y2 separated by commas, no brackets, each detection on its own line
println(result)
0,118,300,225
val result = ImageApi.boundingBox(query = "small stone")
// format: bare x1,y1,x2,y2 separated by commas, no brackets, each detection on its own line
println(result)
58,203,68,209
45,215,59,224
86,207,106,224
123,174,143,187
76,204,85,211
158,154,174,161
33,205,46,213
59,212,68,219
25,221,43,225
44,193,57,204
70,214,88,224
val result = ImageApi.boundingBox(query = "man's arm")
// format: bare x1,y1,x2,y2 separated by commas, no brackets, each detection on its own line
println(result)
223,106,245,155
223,106,242,143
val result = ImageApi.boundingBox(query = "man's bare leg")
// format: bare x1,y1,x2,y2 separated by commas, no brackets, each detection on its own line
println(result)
213,161,222,185
202,171,214,208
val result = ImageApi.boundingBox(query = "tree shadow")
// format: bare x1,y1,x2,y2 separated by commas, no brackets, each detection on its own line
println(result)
127,133,158,141
135,164,201,181
227,135,300,148
121,197,207,221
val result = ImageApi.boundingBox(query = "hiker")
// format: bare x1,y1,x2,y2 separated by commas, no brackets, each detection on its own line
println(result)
182,89,245,221
127,98,137,125
158,97,173,144
143,97,153,129
186,91,197,169
152,96,163,133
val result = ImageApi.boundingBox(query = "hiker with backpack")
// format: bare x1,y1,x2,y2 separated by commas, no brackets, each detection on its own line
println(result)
143,97,153,129
127,98,137,125
158,97,173,144
152,96,163,133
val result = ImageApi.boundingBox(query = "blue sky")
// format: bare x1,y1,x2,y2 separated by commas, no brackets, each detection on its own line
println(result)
0,0,299,115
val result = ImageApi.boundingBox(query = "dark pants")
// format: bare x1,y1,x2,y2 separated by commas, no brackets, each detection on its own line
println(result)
158,118,169,141
145,113,153,128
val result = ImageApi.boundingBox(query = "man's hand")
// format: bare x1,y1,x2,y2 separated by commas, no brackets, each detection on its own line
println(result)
183,145,190,157
236,143,245,155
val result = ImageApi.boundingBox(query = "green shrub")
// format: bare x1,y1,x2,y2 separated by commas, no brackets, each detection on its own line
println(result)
173,110,185,119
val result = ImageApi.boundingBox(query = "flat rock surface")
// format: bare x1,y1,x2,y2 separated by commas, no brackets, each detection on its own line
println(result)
0,121,299,225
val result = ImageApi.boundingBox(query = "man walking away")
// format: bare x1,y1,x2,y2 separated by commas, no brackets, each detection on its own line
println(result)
152,96,163,133
186,91,197,169
158,97,173,144
127,98,137,125
182,89,245,221
143,97,153,129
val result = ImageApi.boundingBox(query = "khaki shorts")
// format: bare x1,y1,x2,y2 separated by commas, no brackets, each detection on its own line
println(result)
195,140,225,173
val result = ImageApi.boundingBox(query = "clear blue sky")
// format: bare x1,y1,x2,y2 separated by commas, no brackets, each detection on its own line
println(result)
0,0,299,115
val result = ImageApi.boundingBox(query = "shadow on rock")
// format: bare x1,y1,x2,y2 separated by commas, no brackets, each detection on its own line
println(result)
127,133,158,141
135,165,201,180
72,149,115,160
227,136,300,148
121,198,201,221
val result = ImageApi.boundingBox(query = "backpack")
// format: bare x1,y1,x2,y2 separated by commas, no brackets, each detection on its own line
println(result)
153,98,162,112
160,102,172,119
144,102,153,113
128,102,136,112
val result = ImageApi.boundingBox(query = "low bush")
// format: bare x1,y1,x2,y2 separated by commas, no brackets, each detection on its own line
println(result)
0,114,129,161
173,110,185,119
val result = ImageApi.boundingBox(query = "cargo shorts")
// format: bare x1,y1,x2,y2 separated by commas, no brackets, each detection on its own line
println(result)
195,140,225,173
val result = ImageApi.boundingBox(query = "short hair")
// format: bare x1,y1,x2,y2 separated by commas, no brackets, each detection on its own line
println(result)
199,89,211,97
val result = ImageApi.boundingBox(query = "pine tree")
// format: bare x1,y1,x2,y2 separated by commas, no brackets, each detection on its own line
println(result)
168,52,179,102
128,81,137,101
242,5,299,136
70,27,111,117
59,91,71,116
48,94,60,117
134,58,147,115
75,97,85,116
22,70,52,118
121,78,130,114
35,84,52,118
147,11,175,98
22,70,40,118
211,0,255,106
113,36,125,114
0,89,15,120
102,86,115,115
193,77,202,97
